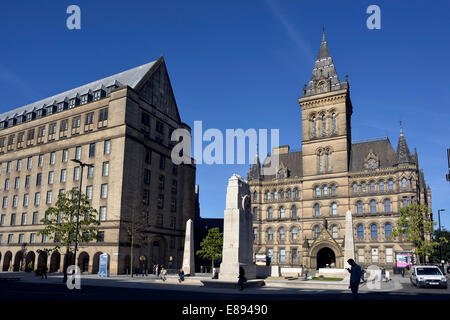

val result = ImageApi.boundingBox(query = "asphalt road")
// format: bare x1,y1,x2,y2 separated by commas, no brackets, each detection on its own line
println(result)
0,280,449,300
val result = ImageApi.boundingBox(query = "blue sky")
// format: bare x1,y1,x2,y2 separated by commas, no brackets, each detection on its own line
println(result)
0,1,449,228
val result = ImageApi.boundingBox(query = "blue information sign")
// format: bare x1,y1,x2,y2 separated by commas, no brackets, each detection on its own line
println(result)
99,253,109,277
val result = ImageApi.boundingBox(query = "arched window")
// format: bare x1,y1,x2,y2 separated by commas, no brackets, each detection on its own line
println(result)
331,202,338,216
323,185,328,196
279,170,285,179
291,227,298,240
371,224,378,239
314,225,320,238
379,181,384,191
327,150,331,171
280,190,284,200
315,186,320,197
331,184,336,196
253,227,258,241
268,207,273,219
314,203,320,217
402,178,407,188
356,201,363,214
332,113,336,134
294,188,299,199
279,227,285,240
312,116,317,138
319,151,324,173
287,189,292,199
266,191,271,200
267,228,273,241
322,114,326,137
384,199,390,212
253,191,257,201
273,191,278,200
353,183,357,193
253,207,258,219
370,200,376,213
280,207,285,218
370,181,375,191
385,223,392,239
291,205,297,218
388,180,393,191
332,225,338,239
357,224,364,239
361,182,366,193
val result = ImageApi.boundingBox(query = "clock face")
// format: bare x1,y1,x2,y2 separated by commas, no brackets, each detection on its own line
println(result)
242,195,251,212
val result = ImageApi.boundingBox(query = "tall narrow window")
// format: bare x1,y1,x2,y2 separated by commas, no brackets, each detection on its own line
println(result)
332,113,336,134
384,199,391,212
332,226,338,238
385,223,392,238
268,207,273,219
279,207,285,218
314,225,320,239
319,151,323,173
279,227,285,240
357,225,364,239
356,201,363,214
314,203,320,217
267,228,273,241
327,150,331,171
371,224,378,239
331,202,338,216
291,205,297,218
370,200,376,213
322,114,326,137
312,116,317,138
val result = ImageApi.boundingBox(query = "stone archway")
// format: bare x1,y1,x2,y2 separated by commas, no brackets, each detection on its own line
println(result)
13,251,24,271
92,252,102,274
316,247,336,269
37,252,48,271
2,251,12,271
25,252,36,272
50,252,61,272
149,237,167,267
78,252,89,273
309,241,343,270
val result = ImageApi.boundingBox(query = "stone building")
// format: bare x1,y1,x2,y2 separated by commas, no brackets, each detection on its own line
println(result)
0,57,196,274
248,32,431,271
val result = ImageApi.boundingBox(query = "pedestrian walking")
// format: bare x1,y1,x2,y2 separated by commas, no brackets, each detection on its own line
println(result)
41,265,48,280
380,267,386,282
361,268,366,282
346,259,362,300
401,267,405,277
160,267,167,281
237,266,247,291
178,269,185,283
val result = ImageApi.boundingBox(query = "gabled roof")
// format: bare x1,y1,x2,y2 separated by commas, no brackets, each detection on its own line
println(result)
350,138,397,171
257,150,303,181
0,59,159,122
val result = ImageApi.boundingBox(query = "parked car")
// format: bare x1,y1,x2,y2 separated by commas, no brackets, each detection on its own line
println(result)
410,265,448,289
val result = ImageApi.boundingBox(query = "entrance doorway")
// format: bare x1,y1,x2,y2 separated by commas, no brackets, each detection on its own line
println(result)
316,247,336,269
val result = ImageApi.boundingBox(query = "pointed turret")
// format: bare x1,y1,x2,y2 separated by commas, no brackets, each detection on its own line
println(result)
396,122,414,164
304,29,347,96
247,149,261,181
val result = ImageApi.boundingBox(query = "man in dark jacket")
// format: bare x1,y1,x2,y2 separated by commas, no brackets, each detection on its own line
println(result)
346,259,362,300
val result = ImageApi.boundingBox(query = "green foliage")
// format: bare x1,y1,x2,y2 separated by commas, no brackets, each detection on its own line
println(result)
37,189,100,253
429,228,450,263
196,228,223,270
391,204,439,262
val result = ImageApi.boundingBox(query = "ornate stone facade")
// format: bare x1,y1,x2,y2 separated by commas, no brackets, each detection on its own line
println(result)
248,32,431,271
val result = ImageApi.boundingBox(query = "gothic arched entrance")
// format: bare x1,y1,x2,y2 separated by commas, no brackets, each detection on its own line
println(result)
316,247,336,269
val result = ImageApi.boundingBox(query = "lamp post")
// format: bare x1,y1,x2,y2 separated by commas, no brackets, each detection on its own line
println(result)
437,209,445,271
70,159,94,269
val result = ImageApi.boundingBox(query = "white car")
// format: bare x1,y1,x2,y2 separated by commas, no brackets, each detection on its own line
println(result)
410,266,448,289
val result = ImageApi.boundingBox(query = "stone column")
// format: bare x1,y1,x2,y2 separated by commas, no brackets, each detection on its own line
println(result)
344,210,355,269
182,219,195,275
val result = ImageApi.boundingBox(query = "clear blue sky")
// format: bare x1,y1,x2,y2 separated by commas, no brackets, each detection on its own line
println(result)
0,1,449,228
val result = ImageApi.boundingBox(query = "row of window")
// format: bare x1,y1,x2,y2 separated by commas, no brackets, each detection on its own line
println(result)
0,84,116,130
1,184,108,208
314,184,337,197
0,231,105,244
355,198,393,214
257,205,299,220
351,177,414,193
0,108,109,149
0,140,111,175
311,113,337,138
0,206,108,227
258,188,300,201
356,223,394,240
2,162,110,192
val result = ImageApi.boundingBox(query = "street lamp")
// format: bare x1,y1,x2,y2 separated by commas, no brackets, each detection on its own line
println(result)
70,159,94,269
437,209,445,271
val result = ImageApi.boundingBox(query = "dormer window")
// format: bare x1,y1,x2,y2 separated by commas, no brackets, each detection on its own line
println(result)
16,116,22,124
0,122,4,129
26,113,33,122
93,90,105,101
7,119,14,127
69,98,77,109
80,94,91,105
46,105,54,115
368,158,377,169
36,109,43,118
57,102,66,112
279,170,285,179
106,85,116,96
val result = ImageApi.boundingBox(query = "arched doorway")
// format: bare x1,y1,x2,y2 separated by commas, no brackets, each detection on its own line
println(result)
92,252,102,274
37,252,48,271
316,247,336,269
78,252,89,273
50,252,61,272
13,251,24,271
25,252,36,272
2,251,12,271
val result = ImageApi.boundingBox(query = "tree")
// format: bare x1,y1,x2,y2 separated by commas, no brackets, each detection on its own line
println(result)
38,189,100,278
196,228,223,272
429,228,450,263
391,204,439,263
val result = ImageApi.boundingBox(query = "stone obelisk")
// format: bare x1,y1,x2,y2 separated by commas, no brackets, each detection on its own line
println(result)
182,219,195,275
344,210,355,269
219,174,256,281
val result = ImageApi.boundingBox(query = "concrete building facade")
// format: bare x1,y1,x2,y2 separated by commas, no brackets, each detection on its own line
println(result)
248,32,432,271
0,57,196,275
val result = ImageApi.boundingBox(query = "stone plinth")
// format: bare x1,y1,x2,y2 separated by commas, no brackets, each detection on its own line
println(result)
182,219,195,275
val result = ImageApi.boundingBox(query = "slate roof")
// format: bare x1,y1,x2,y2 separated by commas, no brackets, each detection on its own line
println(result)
0,60,158,122
350,138,397,171
254,150,303,181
